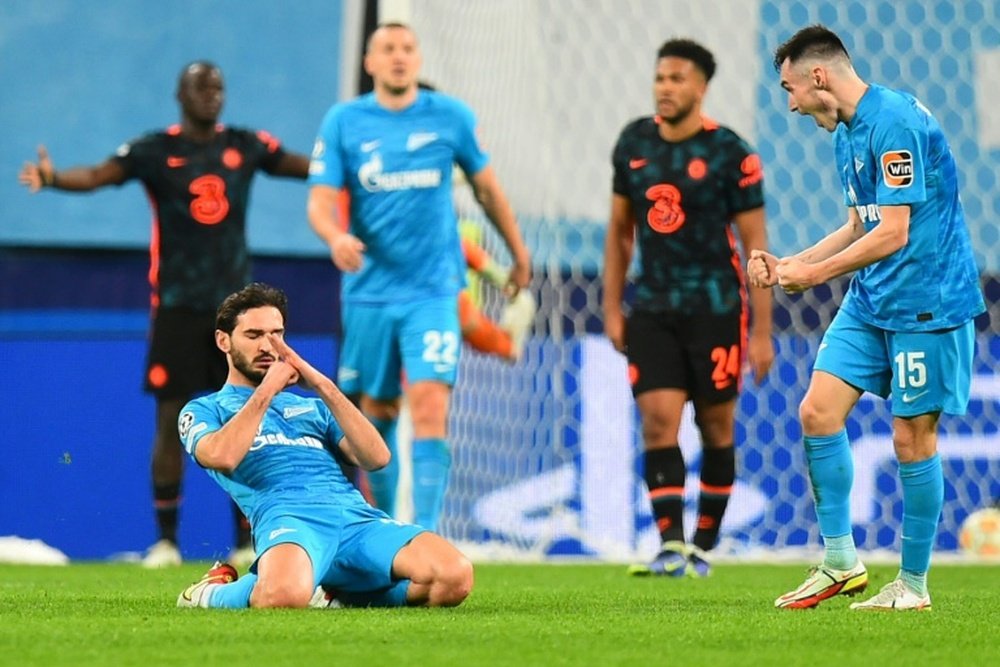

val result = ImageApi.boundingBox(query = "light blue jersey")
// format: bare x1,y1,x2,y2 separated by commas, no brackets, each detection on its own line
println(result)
178,384,364,528
308,90,488,304
834,84,984,332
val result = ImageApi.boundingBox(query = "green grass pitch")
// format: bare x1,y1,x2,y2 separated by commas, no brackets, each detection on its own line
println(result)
1,562,996,666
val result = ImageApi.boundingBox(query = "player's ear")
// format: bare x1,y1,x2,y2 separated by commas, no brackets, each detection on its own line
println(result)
811,65,827,90
215,330,231,353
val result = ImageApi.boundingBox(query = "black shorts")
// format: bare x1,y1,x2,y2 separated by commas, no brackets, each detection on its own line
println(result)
624,308,744,402
144,307,227,399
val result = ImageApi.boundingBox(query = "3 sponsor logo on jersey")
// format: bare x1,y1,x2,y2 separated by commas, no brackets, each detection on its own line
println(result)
357,153,441,193
166,156,188,168
881,149,913,188
628,157,648,170
360,139,381,152
644,183,685,233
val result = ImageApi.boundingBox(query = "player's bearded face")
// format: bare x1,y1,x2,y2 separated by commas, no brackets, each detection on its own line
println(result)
225,308,285,385
653,57,705,124
231,345,272,384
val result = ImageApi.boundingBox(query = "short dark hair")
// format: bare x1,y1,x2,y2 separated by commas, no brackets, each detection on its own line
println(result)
773,24,850,72
657,39,716,82
366,21,416,52
216,283,288,334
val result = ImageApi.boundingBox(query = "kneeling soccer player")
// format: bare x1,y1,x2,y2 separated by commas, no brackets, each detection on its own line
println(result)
176,282,472,608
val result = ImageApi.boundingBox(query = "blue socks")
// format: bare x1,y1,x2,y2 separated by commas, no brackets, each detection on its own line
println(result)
207,573,257,608
206,574,411,608
337,579,411,607
365,416,399,516
412,438,451,531
804,430,857,569
899,454,943,595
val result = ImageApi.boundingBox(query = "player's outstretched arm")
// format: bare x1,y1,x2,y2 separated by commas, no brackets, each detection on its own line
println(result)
271,152,311,179
602,194,635,353
18,145,125,193
468,166,531,295
266,334,389,471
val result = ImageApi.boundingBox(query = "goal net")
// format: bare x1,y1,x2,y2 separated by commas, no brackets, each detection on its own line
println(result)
395,0,1000,560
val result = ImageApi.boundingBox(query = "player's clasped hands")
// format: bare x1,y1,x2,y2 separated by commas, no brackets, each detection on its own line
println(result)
748,250,815,293
266,333,324,390
747,249,779,289
774,257,815,293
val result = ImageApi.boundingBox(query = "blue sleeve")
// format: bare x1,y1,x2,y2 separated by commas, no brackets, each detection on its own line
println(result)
833,128,853,206
308,105,346,188
178,398,223,460
870,109,927,206
450,98,490,177
323,404,346,454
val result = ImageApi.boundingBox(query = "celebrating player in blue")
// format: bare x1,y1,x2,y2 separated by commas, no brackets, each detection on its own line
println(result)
177,283,473,609
306,23,531,532
752,25,985,611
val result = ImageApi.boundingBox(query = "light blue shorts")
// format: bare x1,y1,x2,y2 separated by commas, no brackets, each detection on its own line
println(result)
814,308,975,417
252,503,425,592
338,295,461,399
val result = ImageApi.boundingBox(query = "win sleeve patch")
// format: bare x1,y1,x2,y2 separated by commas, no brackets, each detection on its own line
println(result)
880,150,914,188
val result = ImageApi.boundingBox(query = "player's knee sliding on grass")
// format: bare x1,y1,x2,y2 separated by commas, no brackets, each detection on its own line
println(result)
180,532,472,609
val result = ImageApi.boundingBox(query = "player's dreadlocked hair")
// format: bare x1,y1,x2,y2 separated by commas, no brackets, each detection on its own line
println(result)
216,282,289,334
657,39,716,82
773,24,851,72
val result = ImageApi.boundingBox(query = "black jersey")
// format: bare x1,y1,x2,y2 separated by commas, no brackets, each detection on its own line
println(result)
612,116,764,315
112,124,287,311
